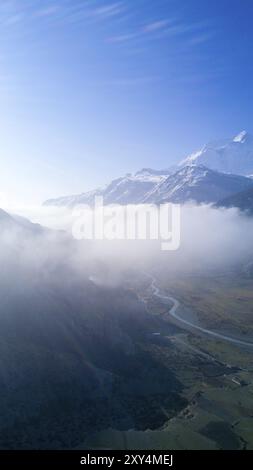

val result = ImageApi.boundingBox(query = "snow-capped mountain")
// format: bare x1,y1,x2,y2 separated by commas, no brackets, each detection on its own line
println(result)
180,131,253,176
44,131,253,207
143,165,253,204
44,168,171,207
44,165,253,207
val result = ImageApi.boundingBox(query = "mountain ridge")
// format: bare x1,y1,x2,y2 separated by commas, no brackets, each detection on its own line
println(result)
180,131,253,175
144,165,253,204
44,131,253,207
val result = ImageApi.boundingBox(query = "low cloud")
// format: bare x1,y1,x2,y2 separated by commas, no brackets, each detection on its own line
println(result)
10,203,253,279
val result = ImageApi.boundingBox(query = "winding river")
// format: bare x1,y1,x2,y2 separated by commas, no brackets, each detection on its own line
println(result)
148,274,253,349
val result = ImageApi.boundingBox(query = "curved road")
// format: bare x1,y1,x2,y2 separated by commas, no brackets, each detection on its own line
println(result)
148,275,253,349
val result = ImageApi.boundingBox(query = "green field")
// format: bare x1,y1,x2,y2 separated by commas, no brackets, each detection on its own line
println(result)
80,270,253,450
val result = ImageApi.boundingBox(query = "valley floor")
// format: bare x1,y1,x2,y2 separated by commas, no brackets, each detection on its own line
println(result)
82,270,253,450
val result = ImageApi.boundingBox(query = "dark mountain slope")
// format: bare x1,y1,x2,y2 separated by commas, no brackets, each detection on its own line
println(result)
216,186,253,214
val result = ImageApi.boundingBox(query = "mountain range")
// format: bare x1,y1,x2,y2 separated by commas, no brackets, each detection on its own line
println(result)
44,131,253,209
44,169,170,207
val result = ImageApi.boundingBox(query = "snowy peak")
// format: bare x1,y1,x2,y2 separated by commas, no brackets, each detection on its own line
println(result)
180,131,253,176
233,130,251,144
135,167,172,178
44,169,168,207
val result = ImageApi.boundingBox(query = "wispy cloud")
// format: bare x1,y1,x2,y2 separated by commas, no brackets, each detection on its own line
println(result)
90,2,125,19
106,17,172,44
0,0,217,93
106,11,214,47
0,1,127,29
106,32,138,43
55,1,126,25
188,32,214,46
142,20,171,33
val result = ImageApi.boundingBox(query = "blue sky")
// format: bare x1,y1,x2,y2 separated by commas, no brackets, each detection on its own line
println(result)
0,0,252,205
